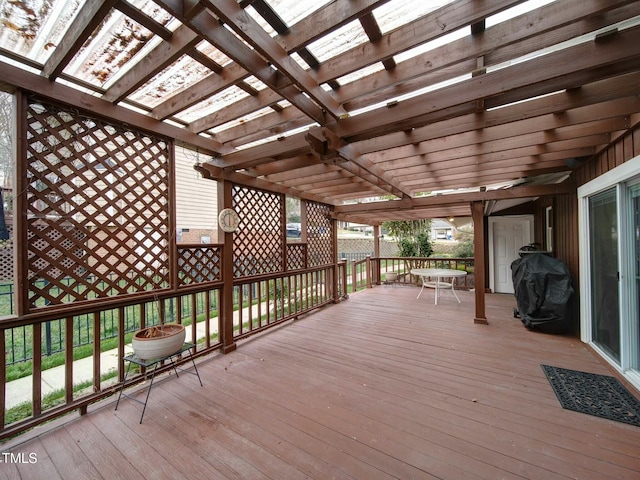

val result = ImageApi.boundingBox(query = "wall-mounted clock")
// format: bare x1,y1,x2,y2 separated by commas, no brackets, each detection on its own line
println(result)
218,208,240,233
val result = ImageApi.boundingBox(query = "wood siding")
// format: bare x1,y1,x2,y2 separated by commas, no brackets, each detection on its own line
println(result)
174,147,218,240
532,123,640,332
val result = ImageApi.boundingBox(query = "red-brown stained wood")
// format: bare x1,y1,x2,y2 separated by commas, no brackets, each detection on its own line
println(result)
4,288,640,479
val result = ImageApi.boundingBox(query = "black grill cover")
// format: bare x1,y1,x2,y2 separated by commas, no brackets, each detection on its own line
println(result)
511,253,574,332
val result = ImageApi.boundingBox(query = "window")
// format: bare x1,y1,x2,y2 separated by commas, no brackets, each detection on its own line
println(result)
545,206,553,252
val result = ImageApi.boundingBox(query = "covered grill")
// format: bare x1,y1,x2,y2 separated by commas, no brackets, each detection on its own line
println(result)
511,252,574,333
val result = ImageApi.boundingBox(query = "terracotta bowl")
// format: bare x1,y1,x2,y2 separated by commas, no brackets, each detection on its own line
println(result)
132,323,186,360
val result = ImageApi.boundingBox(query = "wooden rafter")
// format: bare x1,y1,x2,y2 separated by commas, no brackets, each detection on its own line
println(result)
2,0,639,213
2,61,224,154
150,0,391,123
333,26,640,141
356,73,640,154
41,0,121,80
311,0,523,84
200,0,347,121
155,0,326,124
103,25,200,103
225,0,639,148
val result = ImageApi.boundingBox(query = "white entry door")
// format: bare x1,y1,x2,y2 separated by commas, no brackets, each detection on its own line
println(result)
489,216,533,294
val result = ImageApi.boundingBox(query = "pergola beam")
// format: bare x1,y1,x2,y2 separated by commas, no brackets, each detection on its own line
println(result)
1,60,223,154
333,182,577,215
357,74,640,154
155,0,327,125
201,0,638,150
196,164,334,205
336,0,638,110
278,0,392,52
333,26,640,141
312,0,523,85
382,136,605,176
366,116,629,166
152,0,391,122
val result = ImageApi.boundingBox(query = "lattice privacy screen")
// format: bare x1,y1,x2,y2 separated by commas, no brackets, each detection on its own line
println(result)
306,201,334,266
0,224,12,282
232,186,283,277
178,246,221,285
286,243,306,270
24,98,171,310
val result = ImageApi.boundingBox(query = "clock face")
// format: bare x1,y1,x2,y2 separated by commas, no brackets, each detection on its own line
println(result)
218,208,240,233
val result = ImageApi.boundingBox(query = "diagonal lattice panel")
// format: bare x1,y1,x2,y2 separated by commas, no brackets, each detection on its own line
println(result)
24,98,171,310
0,222,13,282
286,243,306,270
306,202,334,267
232,186,283,278
178,246,221,285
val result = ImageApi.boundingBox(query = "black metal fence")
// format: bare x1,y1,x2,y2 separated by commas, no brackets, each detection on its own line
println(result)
1,278,218,365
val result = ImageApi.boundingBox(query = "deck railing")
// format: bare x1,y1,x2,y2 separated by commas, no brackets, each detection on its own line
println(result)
343,256,475,293
0,250,468,438
0,245,347,440
232,264,346,341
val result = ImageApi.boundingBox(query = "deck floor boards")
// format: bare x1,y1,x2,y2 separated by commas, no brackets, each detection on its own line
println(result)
3,287,640,479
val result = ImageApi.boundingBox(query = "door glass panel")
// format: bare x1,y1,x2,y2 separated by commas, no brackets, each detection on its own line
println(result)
630,183,640,368
589,188,620,362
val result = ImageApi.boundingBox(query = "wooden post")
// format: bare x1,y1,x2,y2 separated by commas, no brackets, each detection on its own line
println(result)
351,260,357,293
332,212,340,303
14,91,28,316
373,225,380,284
218,180,237,353
341,259,349,300
281,194,287,272
472,201,488,324
167,140,178,290
300,199,308,244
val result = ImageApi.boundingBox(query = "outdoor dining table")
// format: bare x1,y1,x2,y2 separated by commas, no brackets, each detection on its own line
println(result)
411,268,468,305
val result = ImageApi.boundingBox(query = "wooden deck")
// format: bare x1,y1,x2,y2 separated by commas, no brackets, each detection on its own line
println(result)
3,286,640,480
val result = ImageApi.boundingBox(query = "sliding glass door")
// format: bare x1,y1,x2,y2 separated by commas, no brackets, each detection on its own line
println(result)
579,158,640,390
628,183,640,369
588,188,620,361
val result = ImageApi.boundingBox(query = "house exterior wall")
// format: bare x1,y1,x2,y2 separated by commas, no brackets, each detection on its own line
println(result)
174,147,218,243
531,122,640,334
550,123,640,284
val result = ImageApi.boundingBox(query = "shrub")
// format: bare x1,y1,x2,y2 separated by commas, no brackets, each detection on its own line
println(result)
453,241,474,258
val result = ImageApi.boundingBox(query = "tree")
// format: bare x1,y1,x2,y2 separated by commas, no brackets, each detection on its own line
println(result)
383,219,433,257
0,92,13,189
286,196,301,223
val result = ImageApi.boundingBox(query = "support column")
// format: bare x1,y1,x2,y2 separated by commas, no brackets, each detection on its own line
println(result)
373,225,380,285
15,91,28,316
218,180,237,353
472,201,488,325
332,211,340,303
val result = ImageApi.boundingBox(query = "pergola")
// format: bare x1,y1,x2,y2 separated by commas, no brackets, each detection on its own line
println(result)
2,0,640,440
2,0,638,216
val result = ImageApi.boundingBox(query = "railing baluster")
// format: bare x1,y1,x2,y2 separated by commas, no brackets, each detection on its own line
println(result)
93,312,100,394
33,324,42,417
65,317,73,403
2,251,358,439
1,327,6,431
